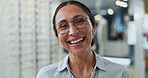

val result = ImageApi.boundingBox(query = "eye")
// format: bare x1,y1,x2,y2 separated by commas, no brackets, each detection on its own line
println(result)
60,24,68,28
74,18,85,25
58,23,69,30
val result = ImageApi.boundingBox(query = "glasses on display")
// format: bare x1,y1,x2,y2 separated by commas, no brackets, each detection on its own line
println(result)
56,15,88,35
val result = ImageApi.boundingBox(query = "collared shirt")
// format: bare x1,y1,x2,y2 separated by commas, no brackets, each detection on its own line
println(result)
36,52,130,78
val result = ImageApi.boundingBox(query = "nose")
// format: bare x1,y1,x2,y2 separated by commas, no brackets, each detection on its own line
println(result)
68,23,79,36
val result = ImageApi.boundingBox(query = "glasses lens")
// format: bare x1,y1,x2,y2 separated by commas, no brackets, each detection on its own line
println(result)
57,22,69,35
74,16,86,28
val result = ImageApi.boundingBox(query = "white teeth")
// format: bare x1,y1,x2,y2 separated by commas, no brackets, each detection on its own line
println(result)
70,38,83,44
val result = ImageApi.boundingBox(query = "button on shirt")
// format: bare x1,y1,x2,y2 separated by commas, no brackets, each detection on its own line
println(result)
36,52,130,78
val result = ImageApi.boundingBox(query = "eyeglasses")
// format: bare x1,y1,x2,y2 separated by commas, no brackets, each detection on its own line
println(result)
56,15,88,35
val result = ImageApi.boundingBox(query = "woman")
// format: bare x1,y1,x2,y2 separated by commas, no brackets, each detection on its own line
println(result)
36,1,130,78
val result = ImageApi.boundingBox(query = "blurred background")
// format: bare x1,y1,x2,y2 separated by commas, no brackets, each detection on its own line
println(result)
0,0,148,78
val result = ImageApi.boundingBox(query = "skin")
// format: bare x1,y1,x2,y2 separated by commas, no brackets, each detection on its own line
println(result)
55,4,96,77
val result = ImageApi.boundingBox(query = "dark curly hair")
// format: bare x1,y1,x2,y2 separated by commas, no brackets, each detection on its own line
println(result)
52,1,96,46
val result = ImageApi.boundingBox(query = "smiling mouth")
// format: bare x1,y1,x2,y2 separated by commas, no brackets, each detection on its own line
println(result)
68,37,85,44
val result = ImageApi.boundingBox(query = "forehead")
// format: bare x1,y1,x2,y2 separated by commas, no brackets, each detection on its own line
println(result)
55,4,87,23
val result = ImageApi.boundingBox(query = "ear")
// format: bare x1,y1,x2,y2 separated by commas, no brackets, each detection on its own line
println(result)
92,26,96,35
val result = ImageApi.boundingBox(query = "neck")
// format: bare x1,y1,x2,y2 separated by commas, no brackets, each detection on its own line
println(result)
68,50,95,77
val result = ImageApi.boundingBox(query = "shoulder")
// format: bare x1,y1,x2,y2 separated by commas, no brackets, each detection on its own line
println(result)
102,58,130,77
103,58,128,71
36,55,69,78
36,62,60,78
94,52,130,77
39,62,60,73
94,52,128,72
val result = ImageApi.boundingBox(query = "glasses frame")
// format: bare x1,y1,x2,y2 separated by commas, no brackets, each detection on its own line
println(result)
55,15,88,35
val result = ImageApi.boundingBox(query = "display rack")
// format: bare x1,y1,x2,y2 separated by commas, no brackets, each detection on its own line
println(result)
3,0,66,78
143,14,148,50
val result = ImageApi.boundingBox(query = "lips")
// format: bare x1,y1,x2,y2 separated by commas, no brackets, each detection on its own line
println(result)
68,37,85,44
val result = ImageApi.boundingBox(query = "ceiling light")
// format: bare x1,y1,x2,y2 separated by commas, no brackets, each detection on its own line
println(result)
107,8,114,15
122,2,128,8
94,14,102,21
115,0,128,8
101,10,107,15
123,0,128,1
115,0,121,6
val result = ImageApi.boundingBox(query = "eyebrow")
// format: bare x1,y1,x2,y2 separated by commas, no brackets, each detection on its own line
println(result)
73,15,85,19
57,20,66,24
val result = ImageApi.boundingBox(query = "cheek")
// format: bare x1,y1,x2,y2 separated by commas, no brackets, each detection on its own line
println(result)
58,35,67,45
58,36,63,43
85,25,93,37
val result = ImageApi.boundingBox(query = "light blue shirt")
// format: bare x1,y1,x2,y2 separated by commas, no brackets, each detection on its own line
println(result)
36,52,130,78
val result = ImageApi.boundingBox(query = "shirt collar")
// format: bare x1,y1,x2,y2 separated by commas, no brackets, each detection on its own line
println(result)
57,55,69,71
57,51,107,72
94,51,107,71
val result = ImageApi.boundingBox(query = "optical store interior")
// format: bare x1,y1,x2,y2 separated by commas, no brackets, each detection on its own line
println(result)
0,0,148,78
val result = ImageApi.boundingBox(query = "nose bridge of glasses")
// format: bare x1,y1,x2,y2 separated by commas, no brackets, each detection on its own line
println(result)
68,20,79,29
68,21,79,33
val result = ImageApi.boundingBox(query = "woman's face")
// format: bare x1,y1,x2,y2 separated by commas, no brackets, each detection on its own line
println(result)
55,4,96,55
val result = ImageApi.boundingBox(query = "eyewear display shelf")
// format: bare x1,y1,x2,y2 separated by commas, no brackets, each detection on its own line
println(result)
4,0,64,78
